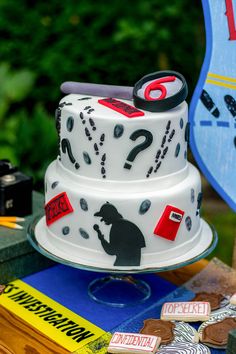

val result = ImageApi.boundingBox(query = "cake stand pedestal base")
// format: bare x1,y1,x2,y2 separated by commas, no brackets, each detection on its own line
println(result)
27,215,218,307
88,274,151,307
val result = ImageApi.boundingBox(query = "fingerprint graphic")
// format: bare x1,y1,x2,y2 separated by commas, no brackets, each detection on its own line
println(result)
158,342,210,353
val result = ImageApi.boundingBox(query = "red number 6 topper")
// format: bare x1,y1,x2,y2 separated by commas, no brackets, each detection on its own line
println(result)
133,71,188,112
144,76,176,101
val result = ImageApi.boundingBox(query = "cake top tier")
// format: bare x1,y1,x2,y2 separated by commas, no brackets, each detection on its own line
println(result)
57,94,188,182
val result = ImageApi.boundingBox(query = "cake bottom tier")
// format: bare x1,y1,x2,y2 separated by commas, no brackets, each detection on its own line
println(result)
40,161,214,271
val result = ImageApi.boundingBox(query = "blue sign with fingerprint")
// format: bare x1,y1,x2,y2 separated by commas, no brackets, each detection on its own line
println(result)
190,0,236,212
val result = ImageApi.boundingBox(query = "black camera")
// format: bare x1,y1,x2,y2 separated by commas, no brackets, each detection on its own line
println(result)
0,160,33,216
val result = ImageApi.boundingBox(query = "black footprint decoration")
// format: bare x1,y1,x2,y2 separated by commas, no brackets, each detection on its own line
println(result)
79,228,90,239
200,89,220,118
83,151,92,164
224,95,236,117
139,200,151,215
114,124,124,138
80,198,88,211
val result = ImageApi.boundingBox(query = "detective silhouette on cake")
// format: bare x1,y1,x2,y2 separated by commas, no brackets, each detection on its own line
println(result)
93,203,146,266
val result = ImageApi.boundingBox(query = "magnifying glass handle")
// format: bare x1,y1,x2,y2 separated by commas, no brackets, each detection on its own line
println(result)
60,82,133,100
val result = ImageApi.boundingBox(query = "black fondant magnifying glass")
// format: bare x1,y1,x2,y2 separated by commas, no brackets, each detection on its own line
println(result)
133,71,188,112
61,70,188,112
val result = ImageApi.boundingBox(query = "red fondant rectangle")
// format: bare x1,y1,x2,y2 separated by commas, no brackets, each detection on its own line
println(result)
98,98,144,118
45,192,73,226
153,205,184,241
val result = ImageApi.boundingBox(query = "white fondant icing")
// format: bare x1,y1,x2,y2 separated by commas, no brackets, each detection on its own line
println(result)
41,91,214,271
58,95,188,181
35,216,213,271
44,160,203,268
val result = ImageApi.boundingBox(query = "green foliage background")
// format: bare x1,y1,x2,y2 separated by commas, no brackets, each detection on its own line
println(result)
0,0,235,265
0,0,205,189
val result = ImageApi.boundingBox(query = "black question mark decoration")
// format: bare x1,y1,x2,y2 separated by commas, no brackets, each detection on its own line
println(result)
61,138,80,169
124,129,153,169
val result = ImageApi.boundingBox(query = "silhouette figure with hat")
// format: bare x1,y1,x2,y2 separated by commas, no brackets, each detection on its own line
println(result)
93,202,146,266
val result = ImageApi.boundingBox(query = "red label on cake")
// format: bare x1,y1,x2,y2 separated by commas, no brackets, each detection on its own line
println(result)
45,192,73,226
153,205,184,241
98,98,144,118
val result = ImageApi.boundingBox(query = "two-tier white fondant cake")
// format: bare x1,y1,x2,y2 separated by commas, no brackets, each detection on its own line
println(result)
35,72,215,272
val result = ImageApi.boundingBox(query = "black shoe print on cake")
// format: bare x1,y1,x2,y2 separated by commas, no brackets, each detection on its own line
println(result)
94,203,146,266
146,121,174,176
224,94,236,117
200,90,220,118
100,153,106,178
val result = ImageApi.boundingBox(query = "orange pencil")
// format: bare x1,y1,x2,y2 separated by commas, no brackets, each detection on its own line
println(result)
0,217,25,222
0,221,23,230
